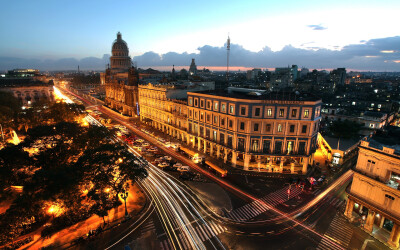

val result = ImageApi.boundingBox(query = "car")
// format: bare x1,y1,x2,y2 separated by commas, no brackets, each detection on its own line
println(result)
154,157,165,163
164,156,172,161
158,162,169,168
178,166,190,172
173,163,182,168
136,139,144,143
142,142,150,147
148,147,158,152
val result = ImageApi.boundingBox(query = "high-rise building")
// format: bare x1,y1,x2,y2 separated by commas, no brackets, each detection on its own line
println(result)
104,32,139,116
345,127,400,248
330,68,346,88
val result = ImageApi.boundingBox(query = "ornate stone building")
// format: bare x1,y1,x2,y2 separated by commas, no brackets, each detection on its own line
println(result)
345,127,400,248
104,32,139,116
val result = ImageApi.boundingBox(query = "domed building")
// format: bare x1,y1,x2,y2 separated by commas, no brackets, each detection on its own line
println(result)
104,32,139,116
110,32,131,73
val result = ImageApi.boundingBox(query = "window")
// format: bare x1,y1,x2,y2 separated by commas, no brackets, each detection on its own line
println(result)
286,141,293,154
314,122,318,132
214,115,218,124
240,122,245,130
277,124,282,132
221,103,226,112
200,99,204,108
227,135,233,148
238,138,246,151
298,141,306,154
229,105,234,114
194,111,198,119
206,128,210,138
279,109,284,117
291,109,297,117
200,126,204,136
229,119,233,128
290,125,295,133
221,118,225,126
206,114,210,122
266,124,272,132
263,140,271,153
220,133,225,144
251,140,259,152
304,109,309,118
214,102,218,111
189,110,192,117
200,112,204,120
302,125,307,133
254,123,259,132
207,101,211,109
241,107,246,115
366,160,375,171
267,108,272,117
213,131,217,141
274,141,282,154
189,98,193,105
255,108,261,116
194,99,198,106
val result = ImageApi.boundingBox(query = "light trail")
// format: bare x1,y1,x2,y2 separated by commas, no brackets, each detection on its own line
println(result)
60,86,348,249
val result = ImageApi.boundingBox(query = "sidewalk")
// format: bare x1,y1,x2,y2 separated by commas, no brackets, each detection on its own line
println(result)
18,183,146,250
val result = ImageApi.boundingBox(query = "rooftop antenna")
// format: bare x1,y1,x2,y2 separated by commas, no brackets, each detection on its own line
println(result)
226,34,230,85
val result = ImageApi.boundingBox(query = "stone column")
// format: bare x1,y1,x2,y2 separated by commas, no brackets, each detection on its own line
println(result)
290,162,295,174
244,154,250,170
388,224,400,248
364,210,375,233
224,149,228,163
379,216,385,228
197,138,202,151
186,135,190,145
231,151,237,167
210,144,214,156
302,157,308,174
216,145,221,159
280,160,284,173
344,199,355,219
203,140,207,154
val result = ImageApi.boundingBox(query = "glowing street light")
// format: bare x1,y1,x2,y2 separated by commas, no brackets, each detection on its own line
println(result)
120,190,129,218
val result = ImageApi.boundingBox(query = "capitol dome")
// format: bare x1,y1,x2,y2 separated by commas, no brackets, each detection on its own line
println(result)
110,32,131,72
112,32,129,57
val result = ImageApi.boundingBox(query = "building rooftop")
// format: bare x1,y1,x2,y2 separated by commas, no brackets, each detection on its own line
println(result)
190,88,321,102
366,126,400,155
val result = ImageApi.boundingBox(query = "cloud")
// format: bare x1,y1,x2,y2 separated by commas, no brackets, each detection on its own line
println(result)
307,24,327,30
1,37,400,72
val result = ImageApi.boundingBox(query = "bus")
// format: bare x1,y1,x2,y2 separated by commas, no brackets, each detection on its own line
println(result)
205,161,227,177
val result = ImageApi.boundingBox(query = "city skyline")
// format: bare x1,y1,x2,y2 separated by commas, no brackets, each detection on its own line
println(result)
1,0,400,71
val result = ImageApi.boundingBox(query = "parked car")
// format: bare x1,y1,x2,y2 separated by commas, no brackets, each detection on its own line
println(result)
164,156,172,161
178,166,190,172
173,163,182,168
142,142,150,147
158,162,169,168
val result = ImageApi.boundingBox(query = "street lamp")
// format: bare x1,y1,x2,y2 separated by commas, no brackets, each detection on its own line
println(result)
120,190,129,218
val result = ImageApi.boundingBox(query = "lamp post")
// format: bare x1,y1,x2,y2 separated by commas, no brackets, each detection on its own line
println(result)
120,190,129,218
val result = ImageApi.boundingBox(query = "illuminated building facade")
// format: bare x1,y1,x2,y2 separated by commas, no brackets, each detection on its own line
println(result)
345,127,400,248
104,32,139,116
0,69,54,107
186,88,321,173
140,86,321,174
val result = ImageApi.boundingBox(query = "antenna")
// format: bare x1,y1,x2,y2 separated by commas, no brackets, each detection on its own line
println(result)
226,34,230,85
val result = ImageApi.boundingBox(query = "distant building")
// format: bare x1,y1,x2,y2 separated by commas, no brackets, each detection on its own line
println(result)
246,68,261,81
345,127,400,248
271,65,298,90
104,32,139,116
0,69,54,106
189,59,198,76
330,68,346,88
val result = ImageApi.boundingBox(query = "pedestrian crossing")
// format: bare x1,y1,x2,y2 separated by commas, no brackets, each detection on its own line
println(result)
312,190,346,210
226,186,303,222
316,214,353,250
159,220,227,250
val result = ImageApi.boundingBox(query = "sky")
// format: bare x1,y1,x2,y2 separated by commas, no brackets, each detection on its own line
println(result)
0,0,399,71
